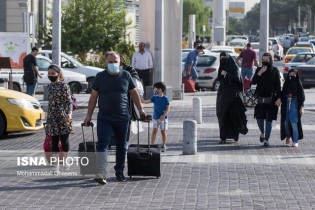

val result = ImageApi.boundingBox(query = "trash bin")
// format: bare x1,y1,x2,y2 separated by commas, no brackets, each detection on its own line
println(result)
0,78,8,89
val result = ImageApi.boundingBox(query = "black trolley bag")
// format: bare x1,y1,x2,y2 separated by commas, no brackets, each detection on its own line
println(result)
127,115,161,178
78,122,98,176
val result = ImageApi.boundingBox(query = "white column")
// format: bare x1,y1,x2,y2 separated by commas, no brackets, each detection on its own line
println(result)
52,0,61,66
259,0,269,63
154,0,164,82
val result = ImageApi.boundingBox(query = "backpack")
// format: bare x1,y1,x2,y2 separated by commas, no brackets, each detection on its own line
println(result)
23,65,36,85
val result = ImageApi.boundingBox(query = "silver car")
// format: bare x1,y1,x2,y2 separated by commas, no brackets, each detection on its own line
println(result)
283,52,315,74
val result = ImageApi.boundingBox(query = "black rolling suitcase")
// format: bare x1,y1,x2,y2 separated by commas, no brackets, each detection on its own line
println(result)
127,115,161,178
78,122,98,176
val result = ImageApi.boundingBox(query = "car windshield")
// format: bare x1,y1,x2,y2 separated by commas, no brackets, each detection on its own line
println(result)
211,50,234,54
288,48,312,55
36,58,51,71
229,42,245,46
306,57,315,65
291,54,315,62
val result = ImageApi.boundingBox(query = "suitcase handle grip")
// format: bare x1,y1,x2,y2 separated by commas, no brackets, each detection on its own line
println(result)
81,122,94,127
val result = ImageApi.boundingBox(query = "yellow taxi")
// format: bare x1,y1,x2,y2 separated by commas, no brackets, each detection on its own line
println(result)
228,39,248,54
0,88,45,137
284,47,314,63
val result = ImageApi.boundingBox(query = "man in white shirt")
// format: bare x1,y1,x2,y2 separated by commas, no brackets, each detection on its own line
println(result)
132,42,153,94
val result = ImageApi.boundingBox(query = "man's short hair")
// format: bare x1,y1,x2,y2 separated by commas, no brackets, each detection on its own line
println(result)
196,45,205,50
153,81,166,93
247,43,251,48
105,51,120,59
31,47,38,52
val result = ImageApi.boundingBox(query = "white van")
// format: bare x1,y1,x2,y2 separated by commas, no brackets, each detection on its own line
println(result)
0,55,88,94
39,50,104,93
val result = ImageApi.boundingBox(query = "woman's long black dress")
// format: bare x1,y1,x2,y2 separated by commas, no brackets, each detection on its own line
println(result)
216,56,248,141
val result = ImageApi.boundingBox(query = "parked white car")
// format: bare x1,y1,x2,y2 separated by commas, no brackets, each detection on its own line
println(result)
0,55,88,94
39,50,104,93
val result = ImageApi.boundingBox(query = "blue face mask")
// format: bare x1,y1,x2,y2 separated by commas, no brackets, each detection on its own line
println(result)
108,63,120,73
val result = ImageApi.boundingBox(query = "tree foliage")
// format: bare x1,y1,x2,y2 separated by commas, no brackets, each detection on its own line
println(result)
183,0,212,37
61,0,131,60
242,0,314,36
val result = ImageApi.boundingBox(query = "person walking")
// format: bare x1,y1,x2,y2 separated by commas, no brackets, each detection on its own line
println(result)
183,45,205,82
23,47,42,96
280,69,305,147
84,51,146,185
141,81,170,152
216,52,248,144
252,52,281,146
132,42,153,95
45,64,72,172
235,43,259,92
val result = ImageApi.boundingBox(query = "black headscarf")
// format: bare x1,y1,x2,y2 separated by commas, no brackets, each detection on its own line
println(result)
262,52,273,70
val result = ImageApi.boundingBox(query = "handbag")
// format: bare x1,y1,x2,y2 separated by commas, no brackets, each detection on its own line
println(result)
243,87,257,108
257,96,272,104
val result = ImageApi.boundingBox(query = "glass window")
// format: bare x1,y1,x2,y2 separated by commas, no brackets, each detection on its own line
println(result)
196,56,216,67
36,58,50,71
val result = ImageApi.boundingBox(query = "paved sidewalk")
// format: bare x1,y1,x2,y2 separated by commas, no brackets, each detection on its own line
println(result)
0,91,315,209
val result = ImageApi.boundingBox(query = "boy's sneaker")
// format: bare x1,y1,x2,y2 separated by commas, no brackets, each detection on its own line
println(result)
161,145,166,152
94,174,107,185
292,142,299,147
264,140,269,146
115,171,126,182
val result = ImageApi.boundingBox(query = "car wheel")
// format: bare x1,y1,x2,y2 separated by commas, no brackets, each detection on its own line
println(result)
86,77,95,94
0,112,7,138
195,83,200,91
13,83,21,92
211,79,220,91
70,83,81,94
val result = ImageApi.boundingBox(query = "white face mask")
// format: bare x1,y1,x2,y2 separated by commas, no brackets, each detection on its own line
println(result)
108,63,120,74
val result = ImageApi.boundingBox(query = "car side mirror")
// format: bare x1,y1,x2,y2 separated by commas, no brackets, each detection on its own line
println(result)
69,63,77,68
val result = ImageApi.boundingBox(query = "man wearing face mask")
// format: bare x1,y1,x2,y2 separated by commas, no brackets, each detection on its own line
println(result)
84,51,146,185
183,45,205,81
252,52,282,146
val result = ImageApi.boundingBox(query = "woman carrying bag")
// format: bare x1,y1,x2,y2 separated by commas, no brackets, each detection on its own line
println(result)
252,52,281,146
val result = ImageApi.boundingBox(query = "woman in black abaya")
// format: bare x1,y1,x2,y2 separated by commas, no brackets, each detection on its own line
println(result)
216,52,248,144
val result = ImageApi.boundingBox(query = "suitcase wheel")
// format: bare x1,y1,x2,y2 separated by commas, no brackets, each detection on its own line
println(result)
130,176,132,178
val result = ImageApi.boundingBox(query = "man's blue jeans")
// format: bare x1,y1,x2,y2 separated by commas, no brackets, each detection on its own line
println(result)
256,119,273,140
96,113,129,176
26,82,37,96
241,67,254,80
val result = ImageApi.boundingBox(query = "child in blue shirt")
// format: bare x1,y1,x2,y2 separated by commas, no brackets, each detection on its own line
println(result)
142,82,170,152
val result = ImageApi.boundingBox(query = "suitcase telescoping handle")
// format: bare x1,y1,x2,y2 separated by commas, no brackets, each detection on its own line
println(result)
81,122,96,153
137,115,152,155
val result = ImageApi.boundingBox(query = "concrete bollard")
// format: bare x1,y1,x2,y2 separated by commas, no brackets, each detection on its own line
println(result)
193,97,202,124
183,120,197,155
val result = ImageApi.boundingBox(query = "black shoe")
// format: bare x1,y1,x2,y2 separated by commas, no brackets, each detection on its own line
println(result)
264,140,269,146
260,137,264,143
115,171,126,182
234,138,239,142
219,139,226,144
94,176,107,185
